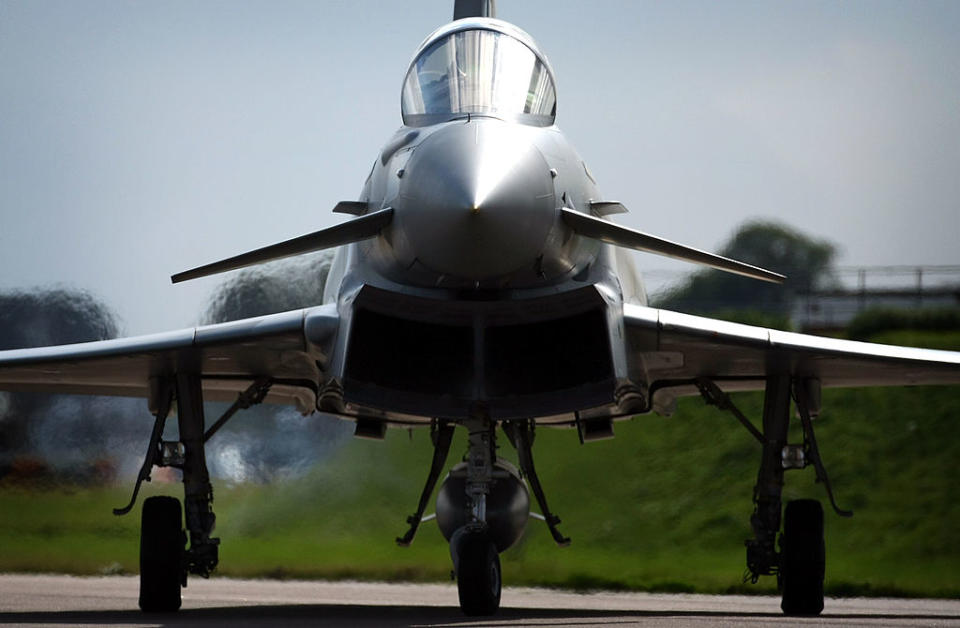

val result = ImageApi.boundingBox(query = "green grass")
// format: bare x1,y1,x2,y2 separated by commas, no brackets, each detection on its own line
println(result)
863,328,960,351
2,331,959,597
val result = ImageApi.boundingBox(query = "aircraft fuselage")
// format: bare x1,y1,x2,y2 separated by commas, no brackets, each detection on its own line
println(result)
320,117,645,423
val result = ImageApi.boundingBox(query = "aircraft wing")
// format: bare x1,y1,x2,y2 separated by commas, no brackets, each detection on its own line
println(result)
624,304,960,411
0,305,339,414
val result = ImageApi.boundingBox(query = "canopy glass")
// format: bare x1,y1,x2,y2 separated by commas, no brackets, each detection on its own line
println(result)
402,29,556,127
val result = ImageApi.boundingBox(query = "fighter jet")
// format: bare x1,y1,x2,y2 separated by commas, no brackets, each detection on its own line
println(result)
1,0,959,617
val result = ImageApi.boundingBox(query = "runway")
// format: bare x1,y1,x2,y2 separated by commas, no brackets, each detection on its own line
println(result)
1,574,958,627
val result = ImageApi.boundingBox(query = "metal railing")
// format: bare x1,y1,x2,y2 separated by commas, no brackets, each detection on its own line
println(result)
645,265,960,330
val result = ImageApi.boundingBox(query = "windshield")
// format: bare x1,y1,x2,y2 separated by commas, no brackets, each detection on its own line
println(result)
402,29,556,127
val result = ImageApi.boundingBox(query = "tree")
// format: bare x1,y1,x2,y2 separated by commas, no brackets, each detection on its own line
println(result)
0,288,118,349
654,221,838,321
0,288,144,483
0,256,351,485
202,251,333,324
200,251,351,483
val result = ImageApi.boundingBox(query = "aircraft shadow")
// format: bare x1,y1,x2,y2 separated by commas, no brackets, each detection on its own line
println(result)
0,603,954,627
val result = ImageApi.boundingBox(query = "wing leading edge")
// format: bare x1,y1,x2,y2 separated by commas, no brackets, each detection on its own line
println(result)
624,303,960,411
0,305,339,414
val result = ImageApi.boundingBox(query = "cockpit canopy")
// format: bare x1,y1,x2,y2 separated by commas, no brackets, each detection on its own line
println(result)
401,21,557,127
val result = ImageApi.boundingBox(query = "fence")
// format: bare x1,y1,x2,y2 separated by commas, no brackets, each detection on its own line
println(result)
645,265,960,331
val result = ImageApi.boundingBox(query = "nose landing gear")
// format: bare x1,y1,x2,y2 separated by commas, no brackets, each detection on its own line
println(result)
452,407,503,615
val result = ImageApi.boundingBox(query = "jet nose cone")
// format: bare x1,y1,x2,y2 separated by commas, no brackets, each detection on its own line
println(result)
395,121,556,282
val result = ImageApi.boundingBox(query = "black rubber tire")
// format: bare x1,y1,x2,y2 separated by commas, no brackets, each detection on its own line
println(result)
139,496,185,612
779,499,825,616
455,531,501,616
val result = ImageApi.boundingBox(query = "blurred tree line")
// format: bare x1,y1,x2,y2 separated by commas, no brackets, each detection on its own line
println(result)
202,252,332,324
0,289,139,484
0,252,345,485
652,221,839,329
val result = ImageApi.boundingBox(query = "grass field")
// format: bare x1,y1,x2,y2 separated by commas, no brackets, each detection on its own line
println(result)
1,330,958,597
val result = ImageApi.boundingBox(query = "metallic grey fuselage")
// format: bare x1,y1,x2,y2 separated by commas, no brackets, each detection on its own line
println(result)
321,117,646,424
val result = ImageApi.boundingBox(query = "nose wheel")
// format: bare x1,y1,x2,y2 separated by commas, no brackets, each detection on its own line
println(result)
453,529,501,616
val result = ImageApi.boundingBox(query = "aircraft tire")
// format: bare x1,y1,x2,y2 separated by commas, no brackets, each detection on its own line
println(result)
139,496,185,612
455,530,501,616
779,499,825,616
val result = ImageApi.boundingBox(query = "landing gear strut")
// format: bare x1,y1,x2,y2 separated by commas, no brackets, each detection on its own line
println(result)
117,374,272,613
175,373,219,580
504,419,569,546
745,375,791,586
135,373,218,612
396,420,455,547
453,406,502,616
699,375,851,617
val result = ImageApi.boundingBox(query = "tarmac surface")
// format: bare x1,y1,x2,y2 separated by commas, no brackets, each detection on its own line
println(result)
1,574,959,627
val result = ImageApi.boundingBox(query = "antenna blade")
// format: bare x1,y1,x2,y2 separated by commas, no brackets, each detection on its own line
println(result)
172,207,393,284
561,208,786,284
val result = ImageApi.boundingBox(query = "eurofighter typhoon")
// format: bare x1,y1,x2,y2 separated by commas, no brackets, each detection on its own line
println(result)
2,0,959,617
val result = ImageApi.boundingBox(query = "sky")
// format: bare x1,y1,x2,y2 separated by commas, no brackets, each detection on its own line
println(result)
1,0,958,335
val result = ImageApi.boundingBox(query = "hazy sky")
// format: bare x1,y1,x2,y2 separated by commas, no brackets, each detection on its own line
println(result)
1,0,958,335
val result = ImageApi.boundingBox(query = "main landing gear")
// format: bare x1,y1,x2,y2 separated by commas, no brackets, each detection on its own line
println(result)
698,375,851,617
115,374,271,612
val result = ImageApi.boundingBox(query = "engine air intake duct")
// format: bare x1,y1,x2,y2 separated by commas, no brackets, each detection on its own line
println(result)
346,309,474,397
343,285,617,417
484,309,611,396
